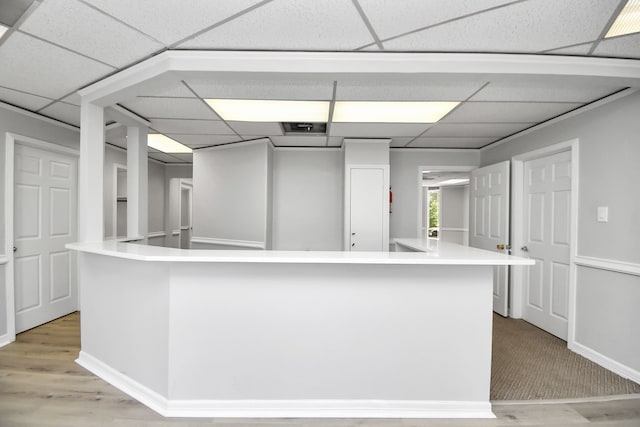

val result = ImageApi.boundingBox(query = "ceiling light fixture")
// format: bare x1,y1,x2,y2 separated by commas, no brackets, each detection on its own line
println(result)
205,99,330,122
332,101,459,123
147,134,192,154
605,0,640,38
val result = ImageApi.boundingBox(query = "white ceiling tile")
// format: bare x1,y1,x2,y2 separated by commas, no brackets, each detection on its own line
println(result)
121,97,219,120
148,151,187,163
0,86,53,110
136,82,196,98
327,137,343,147
336,78,484,101
389,137,414,147
545,43,594,56
165,134,243,147
383,0,620,53
150,119,236,135
424,123,534,137
19,0,163,68
62,93,81,106
441,101,582,123
269,136,328,147
85,0,262,45
593,33,640,60
330,123,430,137
227,121,284,136
359,0,516,39
39,102,80,126
107,137,127,149
178,0,374,50
0,32,113,99
471,81,623,103
408,137,495,148
186,78,335,101
165,153,193,162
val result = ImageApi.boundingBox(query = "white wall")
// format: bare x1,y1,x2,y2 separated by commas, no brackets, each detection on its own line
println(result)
147,160,166,246
272,149,343,250
192,139,272,248
0,105,79,341
440,185,469,245
389,149,479,241
481,90,640,380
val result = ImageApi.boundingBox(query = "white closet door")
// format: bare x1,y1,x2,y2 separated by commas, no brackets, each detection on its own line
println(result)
349,168,385,252
14,143,78,333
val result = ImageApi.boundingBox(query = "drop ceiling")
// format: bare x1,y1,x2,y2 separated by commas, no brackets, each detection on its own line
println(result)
0,0,639,164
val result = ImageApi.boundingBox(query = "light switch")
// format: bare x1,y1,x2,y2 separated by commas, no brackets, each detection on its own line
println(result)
597,206,608,222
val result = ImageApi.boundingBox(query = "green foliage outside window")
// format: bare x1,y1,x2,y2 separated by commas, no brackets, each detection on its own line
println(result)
429,191,439,228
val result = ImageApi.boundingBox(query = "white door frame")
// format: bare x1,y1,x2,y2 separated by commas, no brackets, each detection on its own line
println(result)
510,139,579,341
112,163,126,238
2,132,79,346
417,165,476,238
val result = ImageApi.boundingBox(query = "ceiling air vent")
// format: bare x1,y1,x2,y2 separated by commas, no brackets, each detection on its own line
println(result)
282,122,327,135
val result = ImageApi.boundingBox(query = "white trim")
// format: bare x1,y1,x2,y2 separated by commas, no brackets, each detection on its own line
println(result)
0,255,8,265
197,138,272,152
569,341,640,385
0,101,80,132
0,333,13,348
190,237,266,249
574,256,640,276
394,148,480,153
510,139,579,346
179,226,190,231
482,88,638,152
274,147,342,152
147,231,167,239
76,351,493,419
440,227,469,232
172,229,180,236
417,165,476,239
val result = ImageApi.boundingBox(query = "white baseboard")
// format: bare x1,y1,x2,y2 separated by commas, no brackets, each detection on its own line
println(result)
0,333,14,348
76,351,493,419
569,341,640,385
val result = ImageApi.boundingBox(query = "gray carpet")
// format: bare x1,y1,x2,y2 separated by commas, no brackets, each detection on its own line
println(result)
491,314,640,401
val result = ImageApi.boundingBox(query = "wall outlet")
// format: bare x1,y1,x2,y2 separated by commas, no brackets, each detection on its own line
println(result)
597,206,608,222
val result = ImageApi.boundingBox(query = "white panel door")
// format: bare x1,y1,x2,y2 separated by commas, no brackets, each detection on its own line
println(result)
349,168,385,251
469,161,510,316
14,144,77,333
523,151,571,340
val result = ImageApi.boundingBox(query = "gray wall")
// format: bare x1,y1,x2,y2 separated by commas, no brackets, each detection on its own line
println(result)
481,91,640,376
0,105,79,341
440,185,469,245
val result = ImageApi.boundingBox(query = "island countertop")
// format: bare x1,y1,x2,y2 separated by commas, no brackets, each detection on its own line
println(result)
67,239,533,266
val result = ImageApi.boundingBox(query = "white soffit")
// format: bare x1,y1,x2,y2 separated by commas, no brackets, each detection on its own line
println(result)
382,0,620,53
335,79,485,101
83,0,264,45
121,97,220,120
39,101,81,126
185,78,335,101
358,0,516,40
408,137,496,148
227,121,284,136
330,122,431,137
269,136,328,147
471,81,624,102
425,123,534,138
441,101,582,123
19,0,163,68
165,134,243,147
150,119,236,135
177,0,375,50
0,32,113,99
594,33,640,59
0,86,53,111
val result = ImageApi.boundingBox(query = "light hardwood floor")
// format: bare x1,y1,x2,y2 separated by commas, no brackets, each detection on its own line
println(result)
1,312,639,427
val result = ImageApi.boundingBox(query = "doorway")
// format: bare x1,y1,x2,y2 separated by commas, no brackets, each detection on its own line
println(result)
179,180,193,249
112,164,127,238
5,134,79,338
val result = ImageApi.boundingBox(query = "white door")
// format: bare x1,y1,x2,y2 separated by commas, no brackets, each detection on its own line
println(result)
522,151,571,340
14,144,78,333
180,186,192,249
349,168,385,251
469,161,510,316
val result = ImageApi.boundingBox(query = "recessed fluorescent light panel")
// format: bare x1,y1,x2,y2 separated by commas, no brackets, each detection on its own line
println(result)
147,134,192,153
606,0,640,38
205,99,330,122
332,101,459,123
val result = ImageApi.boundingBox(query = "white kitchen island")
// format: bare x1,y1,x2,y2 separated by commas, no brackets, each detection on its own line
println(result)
68,240,532,419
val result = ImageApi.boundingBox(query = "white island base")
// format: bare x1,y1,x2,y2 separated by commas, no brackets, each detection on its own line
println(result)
70,241,532,419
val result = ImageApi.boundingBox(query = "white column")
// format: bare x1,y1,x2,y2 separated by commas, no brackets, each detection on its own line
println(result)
126,126,148,240
78,100,105,242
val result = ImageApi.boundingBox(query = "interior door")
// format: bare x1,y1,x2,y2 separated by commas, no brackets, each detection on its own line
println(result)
14,143,78,333
180,186,192,249
469,161,510,316
349,167,385,251
522,150,571,340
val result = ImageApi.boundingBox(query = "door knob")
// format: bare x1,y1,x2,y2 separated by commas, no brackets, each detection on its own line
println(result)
521,246,528,252
496,244,505,250
13,246,17,252
352,243,355,247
